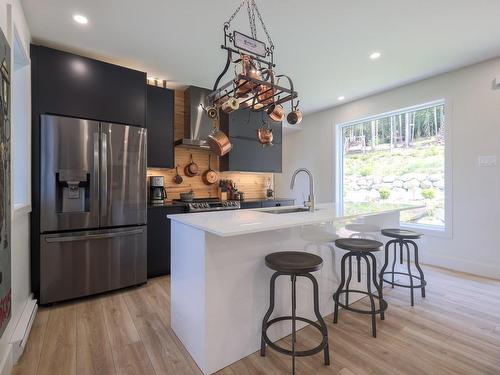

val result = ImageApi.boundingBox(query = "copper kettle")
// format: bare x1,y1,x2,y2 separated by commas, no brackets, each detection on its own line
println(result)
235,55,261,97
256,127,273,146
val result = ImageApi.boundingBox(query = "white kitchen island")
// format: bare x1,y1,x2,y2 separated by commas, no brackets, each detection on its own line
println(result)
168,203,418,375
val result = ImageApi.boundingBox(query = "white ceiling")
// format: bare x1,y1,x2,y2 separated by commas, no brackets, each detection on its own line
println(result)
21,0,500,114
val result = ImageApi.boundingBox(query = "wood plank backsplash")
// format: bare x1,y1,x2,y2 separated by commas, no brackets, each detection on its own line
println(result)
147,89,273,200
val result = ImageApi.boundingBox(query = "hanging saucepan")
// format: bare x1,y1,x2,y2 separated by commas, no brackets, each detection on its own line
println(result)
174,166,183,184
207,109,232,156
221,96,240,114
208,127,232,156
276,74,302,125
203,154,219,185
185,153,199,177
266,102,285,122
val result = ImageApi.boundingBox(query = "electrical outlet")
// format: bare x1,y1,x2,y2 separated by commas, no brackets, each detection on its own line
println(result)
478,155,497,167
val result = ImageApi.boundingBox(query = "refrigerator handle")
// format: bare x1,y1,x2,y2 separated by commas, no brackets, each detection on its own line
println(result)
45,228,144,243
101,131,108,218
93,132,100,217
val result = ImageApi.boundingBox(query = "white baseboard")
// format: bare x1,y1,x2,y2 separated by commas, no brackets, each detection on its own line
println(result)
0,296,38,375
0,345,12,375
421,252,500,279
10,297,37,364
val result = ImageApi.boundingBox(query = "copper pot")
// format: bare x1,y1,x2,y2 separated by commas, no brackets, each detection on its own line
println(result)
205,106,218,119
207,128,232,156
266,103,285,122
256,127,273,146
235,55,261,97
287,109,303,125
185,154,199,177
221,97,239,113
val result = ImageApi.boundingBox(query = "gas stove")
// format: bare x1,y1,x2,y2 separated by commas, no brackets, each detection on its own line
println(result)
173,198,241,212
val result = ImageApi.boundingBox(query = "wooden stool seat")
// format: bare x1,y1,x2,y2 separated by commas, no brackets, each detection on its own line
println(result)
265,251,323,273
381,228,422,239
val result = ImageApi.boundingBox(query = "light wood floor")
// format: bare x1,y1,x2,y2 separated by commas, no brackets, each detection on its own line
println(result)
12,265,500,375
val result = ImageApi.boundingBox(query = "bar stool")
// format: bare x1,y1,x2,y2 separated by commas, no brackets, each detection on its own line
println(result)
333,238,387,338
261,251,330,374
379,229,426,306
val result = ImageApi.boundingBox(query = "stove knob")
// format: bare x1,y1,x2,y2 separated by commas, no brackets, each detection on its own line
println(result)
204,203,210,208
192,203,198,209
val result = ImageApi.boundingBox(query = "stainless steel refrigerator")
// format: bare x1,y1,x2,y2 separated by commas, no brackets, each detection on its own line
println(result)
39,114,147,304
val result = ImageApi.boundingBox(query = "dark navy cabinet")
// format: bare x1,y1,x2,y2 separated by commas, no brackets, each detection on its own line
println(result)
219,109,282,173
147,205,185,277
31,45,147,127
240,198,295,209
147,85,175,168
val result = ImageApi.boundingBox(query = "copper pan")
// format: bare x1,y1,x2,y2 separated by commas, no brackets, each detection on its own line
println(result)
207,127,232,156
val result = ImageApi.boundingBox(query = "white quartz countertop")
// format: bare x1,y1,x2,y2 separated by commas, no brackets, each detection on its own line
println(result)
168,202,421,237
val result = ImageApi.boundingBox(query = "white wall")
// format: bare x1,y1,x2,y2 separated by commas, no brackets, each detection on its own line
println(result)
276,57,500,279
0,1,32,373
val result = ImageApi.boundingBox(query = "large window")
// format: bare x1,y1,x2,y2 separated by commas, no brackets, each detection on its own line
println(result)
336,100,446,229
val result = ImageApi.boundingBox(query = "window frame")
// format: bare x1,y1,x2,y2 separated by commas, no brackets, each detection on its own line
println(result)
334,99,452,238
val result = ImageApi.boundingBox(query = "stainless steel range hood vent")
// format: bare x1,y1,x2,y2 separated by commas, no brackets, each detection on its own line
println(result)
175,86,213,150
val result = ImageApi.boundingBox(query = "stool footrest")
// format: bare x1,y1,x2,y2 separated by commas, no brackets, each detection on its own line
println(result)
262,316,328,357
333,290,388,315
382,271,427,289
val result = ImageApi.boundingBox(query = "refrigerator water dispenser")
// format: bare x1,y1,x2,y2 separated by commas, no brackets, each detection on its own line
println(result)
56,170,90,213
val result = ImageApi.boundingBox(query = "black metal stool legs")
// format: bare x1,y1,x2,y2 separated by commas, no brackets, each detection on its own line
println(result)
333,252,387,338
366,252,385,321
303,273,330,366
291,274,297,374
379,238,427,306
261,272,279,356
333,253,350,324
408,239,426,298
261,271,330,371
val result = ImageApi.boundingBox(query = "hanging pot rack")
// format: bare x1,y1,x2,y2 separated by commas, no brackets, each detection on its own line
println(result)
207,0,298,114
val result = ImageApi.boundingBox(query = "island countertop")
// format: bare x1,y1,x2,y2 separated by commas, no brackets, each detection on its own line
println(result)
167,202,420,237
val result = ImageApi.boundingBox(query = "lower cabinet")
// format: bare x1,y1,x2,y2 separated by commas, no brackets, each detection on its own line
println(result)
147,205,185,278
261,199,295,208
240,199,295,209
240,201,262,209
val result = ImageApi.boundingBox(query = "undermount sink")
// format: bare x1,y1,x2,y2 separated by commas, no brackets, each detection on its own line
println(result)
260,207,312,214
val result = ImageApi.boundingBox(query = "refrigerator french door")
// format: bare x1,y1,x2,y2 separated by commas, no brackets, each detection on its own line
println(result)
39,114,147,304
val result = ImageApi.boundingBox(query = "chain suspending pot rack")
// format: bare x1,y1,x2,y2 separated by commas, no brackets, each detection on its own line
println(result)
206,0,301,126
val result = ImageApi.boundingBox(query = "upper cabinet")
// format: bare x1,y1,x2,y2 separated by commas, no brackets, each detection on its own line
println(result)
31,45,147,127
219,109,282,173
147,85,175,168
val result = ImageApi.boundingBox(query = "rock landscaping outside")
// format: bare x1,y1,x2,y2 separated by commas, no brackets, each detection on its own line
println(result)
343,141,445,226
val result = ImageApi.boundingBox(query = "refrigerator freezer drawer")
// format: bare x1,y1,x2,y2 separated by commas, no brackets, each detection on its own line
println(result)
40,226,147,304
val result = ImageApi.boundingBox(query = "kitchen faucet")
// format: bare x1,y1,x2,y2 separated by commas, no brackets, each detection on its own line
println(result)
290,168,315,212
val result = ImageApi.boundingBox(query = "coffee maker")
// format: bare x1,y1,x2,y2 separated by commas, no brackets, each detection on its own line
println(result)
150,176,167,204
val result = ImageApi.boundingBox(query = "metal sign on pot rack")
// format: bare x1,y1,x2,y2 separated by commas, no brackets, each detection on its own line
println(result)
206,0,299,118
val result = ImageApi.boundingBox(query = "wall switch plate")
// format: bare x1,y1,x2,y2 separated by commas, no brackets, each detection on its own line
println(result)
478,155,497,167
495,77,500,87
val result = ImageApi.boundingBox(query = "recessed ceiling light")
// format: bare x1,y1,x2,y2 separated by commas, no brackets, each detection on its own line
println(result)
369,52,381,60
73,14,88,24
338,96,345,101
